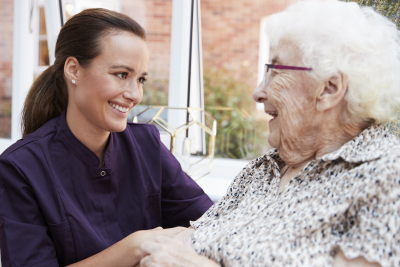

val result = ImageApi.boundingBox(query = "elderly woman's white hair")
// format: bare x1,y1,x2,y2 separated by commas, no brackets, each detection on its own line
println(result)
265,0,400,124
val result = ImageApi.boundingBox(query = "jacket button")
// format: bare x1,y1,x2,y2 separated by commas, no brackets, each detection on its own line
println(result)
100,171,106,176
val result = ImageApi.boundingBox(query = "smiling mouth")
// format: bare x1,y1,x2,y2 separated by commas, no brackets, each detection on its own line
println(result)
109,102,130,113
265,111,278,119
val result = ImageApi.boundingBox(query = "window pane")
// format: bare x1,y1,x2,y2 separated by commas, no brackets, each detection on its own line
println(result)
121,0,171,107
0,0,14,139
201,0,296,159
38,7,49,66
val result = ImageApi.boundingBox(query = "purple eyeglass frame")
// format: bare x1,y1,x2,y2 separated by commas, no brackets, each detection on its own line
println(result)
265,64,312,72
263,64,312,86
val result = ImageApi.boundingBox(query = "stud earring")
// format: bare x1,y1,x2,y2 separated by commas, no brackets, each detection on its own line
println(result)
71,79,76,84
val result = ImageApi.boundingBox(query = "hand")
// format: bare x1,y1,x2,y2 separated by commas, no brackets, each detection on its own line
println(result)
140,235,219,267
133,226,186,245
173,226,195,244
130,227,186,261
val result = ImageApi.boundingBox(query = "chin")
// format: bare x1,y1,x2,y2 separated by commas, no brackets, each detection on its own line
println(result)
268,134,280,149
107,122,127,133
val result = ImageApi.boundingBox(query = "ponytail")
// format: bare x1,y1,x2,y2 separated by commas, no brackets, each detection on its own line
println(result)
21,8,146,137
22,63,68,137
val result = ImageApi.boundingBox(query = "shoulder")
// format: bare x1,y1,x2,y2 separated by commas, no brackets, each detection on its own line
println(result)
126,122,159,138
358,130,400,180
233,150,279,183
219,151,278,200
123,122,161,150
1,116,59,159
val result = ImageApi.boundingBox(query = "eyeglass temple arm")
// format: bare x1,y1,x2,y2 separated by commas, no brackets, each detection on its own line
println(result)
267,64,312,71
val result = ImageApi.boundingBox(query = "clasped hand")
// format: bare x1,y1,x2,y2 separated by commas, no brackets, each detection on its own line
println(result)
139,228,218,267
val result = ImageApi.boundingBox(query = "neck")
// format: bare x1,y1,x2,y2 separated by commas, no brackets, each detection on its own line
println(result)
314,111,368,159
280,108,368,169
66,107,110,166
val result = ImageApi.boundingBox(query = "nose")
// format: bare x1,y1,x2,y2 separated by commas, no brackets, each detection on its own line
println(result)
123,81,142,103
252,81,268,103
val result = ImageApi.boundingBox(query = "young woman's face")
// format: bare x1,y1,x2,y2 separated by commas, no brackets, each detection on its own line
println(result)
70,31,149,133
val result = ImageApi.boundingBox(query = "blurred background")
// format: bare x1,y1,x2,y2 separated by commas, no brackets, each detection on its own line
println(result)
0,0,399,200
0,0,299,159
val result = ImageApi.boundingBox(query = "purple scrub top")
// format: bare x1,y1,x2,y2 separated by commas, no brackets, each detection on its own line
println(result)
0,110,213,267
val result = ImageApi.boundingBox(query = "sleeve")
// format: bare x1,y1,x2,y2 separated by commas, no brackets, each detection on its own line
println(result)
158,140,214,228
337,160,400,267
0,157,59,267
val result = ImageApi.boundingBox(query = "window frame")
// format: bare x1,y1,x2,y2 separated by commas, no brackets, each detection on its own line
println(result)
0,0,37,153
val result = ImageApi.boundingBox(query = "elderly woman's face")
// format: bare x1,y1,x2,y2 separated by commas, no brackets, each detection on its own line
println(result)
253,39,323,159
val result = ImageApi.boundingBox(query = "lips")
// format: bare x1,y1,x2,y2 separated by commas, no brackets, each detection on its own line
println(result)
265,110,278,118
108,101,132,113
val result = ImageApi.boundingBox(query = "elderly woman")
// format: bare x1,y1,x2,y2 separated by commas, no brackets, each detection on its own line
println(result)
139,0,400,266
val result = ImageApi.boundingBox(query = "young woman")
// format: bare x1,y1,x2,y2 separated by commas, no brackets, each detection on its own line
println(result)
0,8,213,267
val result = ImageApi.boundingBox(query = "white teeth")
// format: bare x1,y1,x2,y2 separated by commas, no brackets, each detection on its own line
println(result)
109,102,129,113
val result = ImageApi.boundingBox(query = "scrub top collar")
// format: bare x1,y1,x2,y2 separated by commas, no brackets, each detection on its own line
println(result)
56,109,116,169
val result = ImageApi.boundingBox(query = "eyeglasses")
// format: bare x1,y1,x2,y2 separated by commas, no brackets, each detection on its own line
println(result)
263,64,312,86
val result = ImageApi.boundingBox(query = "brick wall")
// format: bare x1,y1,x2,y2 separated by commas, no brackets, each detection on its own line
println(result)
121,0,296,98
0,0,296,138
122,0,172,81
201,0,296,89
122,0,296,91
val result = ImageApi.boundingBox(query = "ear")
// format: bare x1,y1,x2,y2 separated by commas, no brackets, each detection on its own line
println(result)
316,72,348,112
64,56,80,85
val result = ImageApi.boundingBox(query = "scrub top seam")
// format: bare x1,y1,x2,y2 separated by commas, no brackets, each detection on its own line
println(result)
0,157,31,189
37,141,79,260
0,133,53,158
37,141,68,220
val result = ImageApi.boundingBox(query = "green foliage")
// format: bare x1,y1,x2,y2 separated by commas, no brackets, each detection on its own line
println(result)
141,75,169,106
203,67,270,159
139,68,271,159
341,0,400,28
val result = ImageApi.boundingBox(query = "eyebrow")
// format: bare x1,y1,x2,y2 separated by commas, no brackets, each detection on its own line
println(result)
110,65,134,72
110,65,148,76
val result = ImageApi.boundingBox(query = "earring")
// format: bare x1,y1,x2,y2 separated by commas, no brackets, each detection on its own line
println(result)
72,79,76,84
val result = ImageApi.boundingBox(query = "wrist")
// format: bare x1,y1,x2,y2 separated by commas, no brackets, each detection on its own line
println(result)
127,231,143,261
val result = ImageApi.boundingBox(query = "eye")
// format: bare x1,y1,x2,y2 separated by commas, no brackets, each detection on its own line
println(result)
139,77,147,84
271,69,279,76
116,73,128,79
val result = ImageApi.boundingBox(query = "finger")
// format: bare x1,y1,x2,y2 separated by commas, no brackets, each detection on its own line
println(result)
154,226,163,230
140,255,150,267
155,235,173,243
155,235,189,250
140,241,161,255
184,240,197,253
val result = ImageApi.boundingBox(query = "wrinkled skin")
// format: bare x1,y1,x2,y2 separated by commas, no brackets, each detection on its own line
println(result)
252,38,366,167
139,231,218,267
137,38,375,267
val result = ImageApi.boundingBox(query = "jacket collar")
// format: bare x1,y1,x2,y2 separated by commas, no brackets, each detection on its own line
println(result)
56,109,115,168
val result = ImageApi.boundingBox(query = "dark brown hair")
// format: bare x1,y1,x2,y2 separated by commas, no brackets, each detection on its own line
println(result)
21,8,146,137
